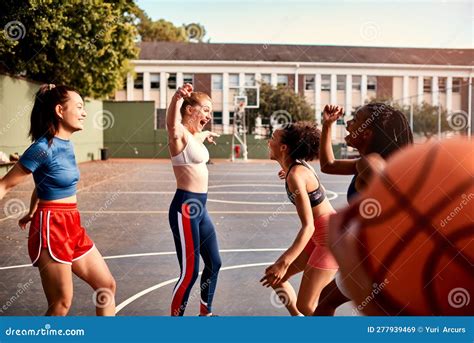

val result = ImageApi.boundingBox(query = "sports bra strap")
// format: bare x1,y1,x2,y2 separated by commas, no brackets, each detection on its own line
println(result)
299,160,320,182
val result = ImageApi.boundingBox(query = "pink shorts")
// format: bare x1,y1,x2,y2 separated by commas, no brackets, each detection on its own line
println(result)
303,212,339,270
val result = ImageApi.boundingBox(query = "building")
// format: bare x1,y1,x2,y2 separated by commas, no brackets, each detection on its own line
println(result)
113,42,473,138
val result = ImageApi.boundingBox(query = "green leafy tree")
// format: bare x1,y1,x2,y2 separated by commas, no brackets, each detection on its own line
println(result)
247,83,314,133
135,7,206,42
0,0,139,98
401,102,450,140
366,97,450,140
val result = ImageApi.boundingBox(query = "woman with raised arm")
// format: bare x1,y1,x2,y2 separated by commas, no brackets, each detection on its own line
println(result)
314,103,413,316
261,121,338,316
167,83,222,316
0,84,116,316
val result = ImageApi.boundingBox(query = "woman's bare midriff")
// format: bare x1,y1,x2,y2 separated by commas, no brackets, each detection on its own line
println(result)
312,198,335,218
39,195,77,204
173,164,209,193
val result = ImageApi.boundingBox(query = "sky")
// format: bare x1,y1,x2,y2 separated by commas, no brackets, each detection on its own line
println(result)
135,0,472,48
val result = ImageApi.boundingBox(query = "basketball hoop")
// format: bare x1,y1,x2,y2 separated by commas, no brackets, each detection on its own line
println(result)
234,95,247,113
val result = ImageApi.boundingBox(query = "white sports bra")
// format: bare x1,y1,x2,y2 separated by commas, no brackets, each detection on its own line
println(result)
171,130,209,166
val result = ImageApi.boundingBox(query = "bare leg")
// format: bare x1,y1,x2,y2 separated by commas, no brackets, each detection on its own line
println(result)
37,249,73,316
270,251,309,316
296,266,337,316
314,279,350,316
72,247,116,316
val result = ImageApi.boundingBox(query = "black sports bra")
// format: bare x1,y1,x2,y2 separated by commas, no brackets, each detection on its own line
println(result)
285,160,326,207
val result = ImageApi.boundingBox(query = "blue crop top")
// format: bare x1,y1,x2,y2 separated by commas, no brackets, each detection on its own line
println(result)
19,137,80,200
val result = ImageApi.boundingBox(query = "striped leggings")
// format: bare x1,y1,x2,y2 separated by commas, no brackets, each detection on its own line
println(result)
168,189,222,316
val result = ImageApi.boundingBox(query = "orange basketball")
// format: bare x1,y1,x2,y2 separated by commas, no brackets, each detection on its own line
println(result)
354,137,473,315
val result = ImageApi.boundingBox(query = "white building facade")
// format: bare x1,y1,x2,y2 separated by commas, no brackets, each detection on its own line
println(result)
114,42,473,138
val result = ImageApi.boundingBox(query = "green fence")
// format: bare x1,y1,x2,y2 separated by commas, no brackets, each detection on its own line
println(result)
103,101,271,159
102,101,342,160
0,74,104,175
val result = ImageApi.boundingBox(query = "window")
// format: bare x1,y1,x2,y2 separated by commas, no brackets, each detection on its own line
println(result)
452,78,462,93
229,74,239,87
337,75,346,91
438,77,446,93
277,74,288,87
213,111,223,125
423,77,432,93
183,73,194,85
304,75,315,90
168,73,176,89
352,76,361,91
367,76,377,91
150,73,160,89
134,73,143,89
245,74,256,87
212,74,223,90
261,74,271,85
321,75,331,91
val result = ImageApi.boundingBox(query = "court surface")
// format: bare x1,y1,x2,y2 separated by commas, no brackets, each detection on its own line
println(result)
0,159,358,316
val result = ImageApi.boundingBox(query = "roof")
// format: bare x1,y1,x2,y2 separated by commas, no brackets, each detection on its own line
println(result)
138,42,473,66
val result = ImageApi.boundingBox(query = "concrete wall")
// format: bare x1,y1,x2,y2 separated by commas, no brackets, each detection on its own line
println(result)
0,74,104,175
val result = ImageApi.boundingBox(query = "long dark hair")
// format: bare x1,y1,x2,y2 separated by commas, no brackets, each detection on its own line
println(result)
29,84,80,143
360,103,413,159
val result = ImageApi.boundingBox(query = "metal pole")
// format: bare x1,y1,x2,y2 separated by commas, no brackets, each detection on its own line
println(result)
410,104,413,131
438,102,441,140
243,109,248,161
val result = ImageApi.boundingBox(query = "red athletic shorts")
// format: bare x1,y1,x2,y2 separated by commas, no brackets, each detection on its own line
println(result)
303,212,339,270
28,203,95,266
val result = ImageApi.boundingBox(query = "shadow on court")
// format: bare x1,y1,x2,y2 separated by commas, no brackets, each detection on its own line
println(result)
0,159,358,316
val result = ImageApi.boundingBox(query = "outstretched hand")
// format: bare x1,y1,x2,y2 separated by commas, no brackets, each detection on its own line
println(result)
202,131,220,145
174,83,193,100
260,261,288,287
278,169,286,180
323,105,344,125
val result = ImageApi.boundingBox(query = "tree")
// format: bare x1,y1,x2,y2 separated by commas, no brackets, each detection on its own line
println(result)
247,83,315,133
134,7,207,42
400,102,450,140
0,0,139,98
366,97,451,140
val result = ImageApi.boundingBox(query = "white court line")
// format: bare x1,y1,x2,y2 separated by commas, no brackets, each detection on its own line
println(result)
0,208,297,222
208,190,338,204
103,180,350,184
137,171,279,176
80,210,296,214
77,168,139,193
208,199,292,205
0,248,286,270
116,262,273,314
83,191,301,195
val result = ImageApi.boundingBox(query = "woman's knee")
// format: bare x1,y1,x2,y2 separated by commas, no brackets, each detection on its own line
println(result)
213,257,222,272
296,299,316,316
48,296,73,315
94,276,117,295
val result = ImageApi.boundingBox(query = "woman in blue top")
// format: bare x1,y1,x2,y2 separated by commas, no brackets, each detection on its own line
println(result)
314,103,413,315
0,84,116,316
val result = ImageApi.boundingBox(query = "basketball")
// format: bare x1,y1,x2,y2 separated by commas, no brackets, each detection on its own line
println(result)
347,138,473,315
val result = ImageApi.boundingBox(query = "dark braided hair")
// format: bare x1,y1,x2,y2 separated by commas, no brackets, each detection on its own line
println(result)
280,121,320,161
359,102,413,159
